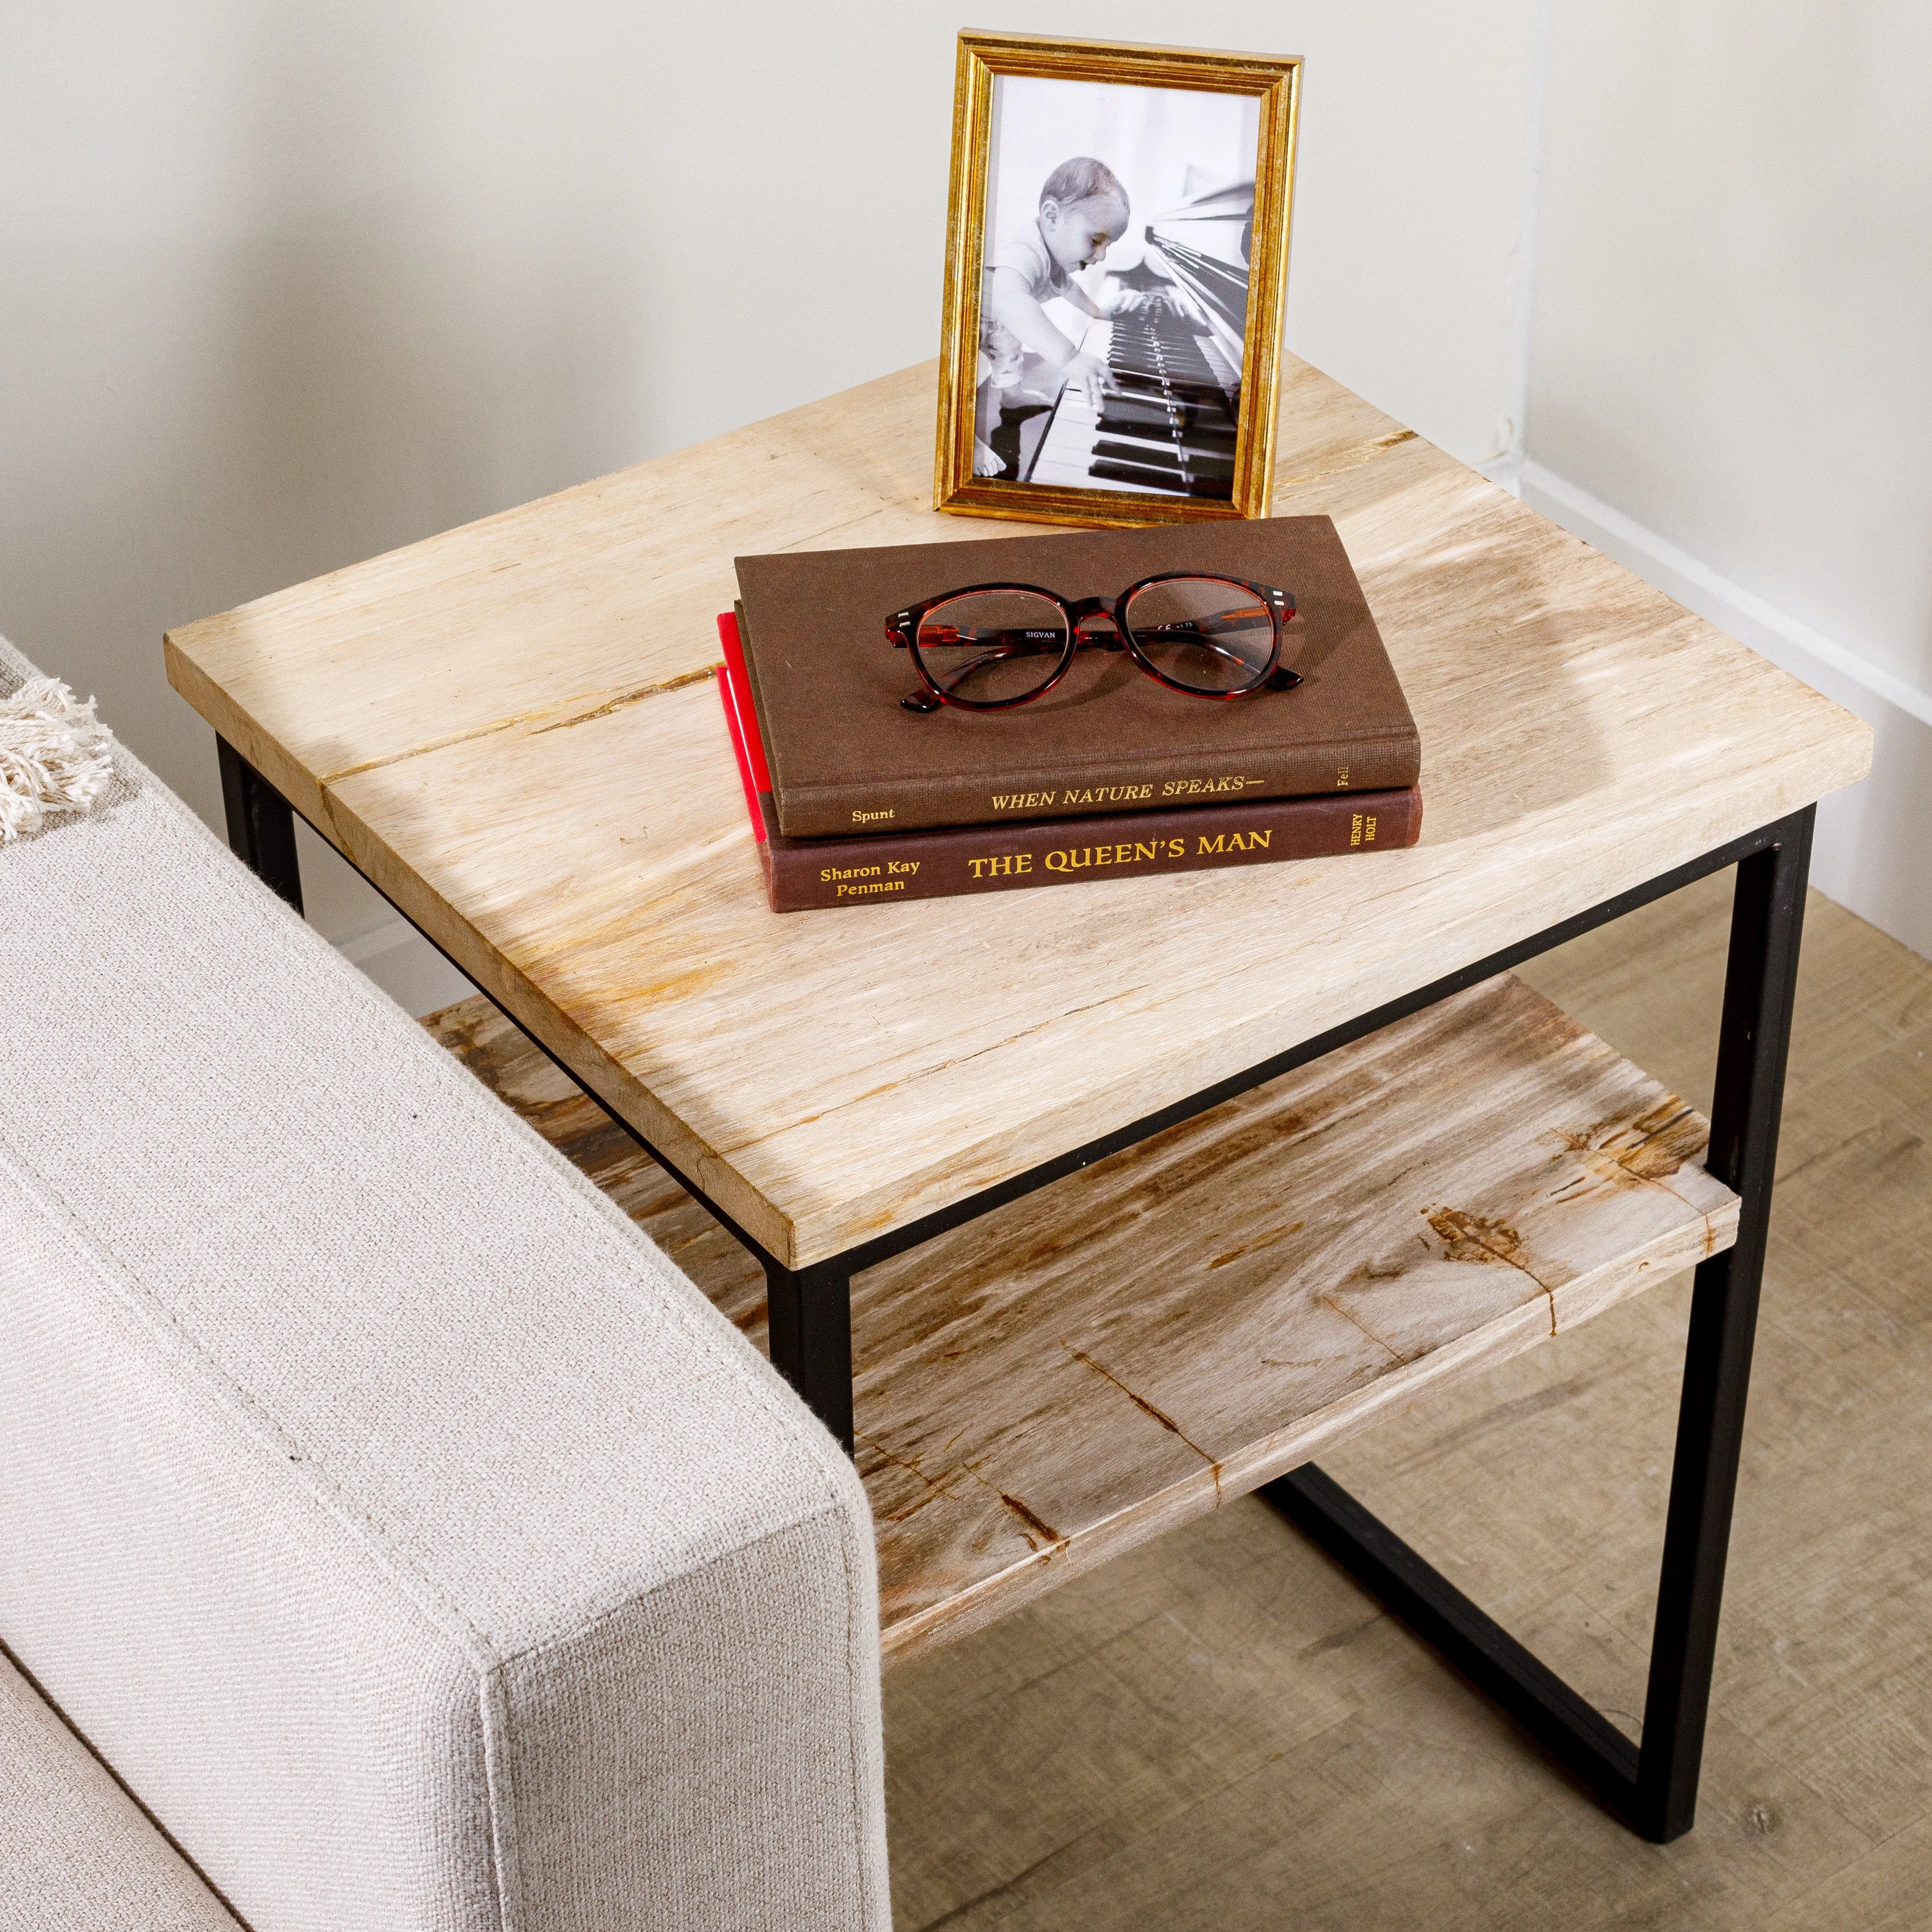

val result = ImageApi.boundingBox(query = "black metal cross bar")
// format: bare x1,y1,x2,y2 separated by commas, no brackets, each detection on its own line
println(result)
212,733,1813,1842
1265,808,1812,1842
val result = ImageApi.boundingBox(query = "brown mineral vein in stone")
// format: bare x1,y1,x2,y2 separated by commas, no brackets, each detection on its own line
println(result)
1547,1099,1706,1202
1066,1346,1222,1502
1426,1206,1560,1335
530,664,716,733
1208,1221,1305,1269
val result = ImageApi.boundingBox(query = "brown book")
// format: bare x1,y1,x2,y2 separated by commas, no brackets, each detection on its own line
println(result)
734,516,1420,840
718,616,1422,912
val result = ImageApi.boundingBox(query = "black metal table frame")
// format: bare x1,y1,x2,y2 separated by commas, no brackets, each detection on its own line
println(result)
218,736,1812,1845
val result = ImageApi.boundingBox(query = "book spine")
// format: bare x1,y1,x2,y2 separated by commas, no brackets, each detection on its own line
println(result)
761,786,1422,912
720,606,772,793
775,745,1422,839
714,620,767,841
718,609,1419,840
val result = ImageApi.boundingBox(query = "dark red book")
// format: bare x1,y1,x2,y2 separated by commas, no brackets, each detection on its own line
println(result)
716,615,1420,912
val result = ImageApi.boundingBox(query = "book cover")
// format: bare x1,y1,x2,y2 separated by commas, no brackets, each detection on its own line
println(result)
716,615,1421,913
733,516,1420,840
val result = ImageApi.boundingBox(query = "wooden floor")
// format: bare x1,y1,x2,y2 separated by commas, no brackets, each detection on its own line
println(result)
427,875,1932,1927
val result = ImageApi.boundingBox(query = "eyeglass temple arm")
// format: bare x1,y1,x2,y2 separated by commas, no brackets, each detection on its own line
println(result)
889,592,1286,648
895,610,1271,656
892,595,1297,701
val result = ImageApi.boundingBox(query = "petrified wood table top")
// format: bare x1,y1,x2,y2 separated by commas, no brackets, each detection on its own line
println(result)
165,359,1871,1267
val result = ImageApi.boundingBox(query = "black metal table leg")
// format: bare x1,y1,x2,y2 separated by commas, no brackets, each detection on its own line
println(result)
1262,805,1815,1841
217,737,304,913
1635,801,1813,1835
766,1259,856,1454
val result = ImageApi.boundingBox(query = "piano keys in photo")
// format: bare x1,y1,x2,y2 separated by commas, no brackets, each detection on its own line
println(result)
1027,176,1254,501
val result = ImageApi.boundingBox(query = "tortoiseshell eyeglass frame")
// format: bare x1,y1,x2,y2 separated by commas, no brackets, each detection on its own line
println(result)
885,573,1301,713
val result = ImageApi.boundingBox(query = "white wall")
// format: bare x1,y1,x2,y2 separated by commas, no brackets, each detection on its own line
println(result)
36,7,1928,984
1,2,1541,1008
1520,0,1932,957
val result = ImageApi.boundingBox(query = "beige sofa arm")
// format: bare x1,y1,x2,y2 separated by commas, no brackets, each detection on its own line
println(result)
0,1650,241,1930
0,640,889,1932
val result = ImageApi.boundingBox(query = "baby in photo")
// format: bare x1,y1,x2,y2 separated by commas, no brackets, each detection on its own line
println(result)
972,315,1026,475
982,156,1163,400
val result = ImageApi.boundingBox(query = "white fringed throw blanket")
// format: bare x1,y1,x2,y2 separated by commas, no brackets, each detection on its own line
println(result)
0,677,115,842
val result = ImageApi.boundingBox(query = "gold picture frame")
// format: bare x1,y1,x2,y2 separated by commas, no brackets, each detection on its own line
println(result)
935,30,1301,529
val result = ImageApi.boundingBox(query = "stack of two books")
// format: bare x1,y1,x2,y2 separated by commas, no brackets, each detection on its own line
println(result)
717,517,1422,913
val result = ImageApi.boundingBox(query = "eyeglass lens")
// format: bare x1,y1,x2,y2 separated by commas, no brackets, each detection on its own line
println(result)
1123,577,1276,693
912,590,1069,705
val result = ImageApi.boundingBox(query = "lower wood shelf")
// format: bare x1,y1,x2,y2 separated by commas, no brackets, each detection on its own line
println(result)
427,972,1736,1668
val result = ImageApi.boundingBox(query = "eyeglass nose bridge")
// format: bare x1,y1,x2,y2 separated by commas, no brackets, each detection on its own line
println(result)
1069,596,1128,649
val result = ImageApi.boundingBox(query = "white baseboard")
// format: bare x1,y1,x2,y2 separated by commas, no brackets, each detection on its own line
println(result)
1516,463,1932,728
336,915,477,1018
1512,461,1932,962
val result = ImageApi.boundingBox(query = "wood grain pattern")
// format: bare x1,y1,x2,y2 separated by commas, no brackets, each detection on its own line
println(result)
426,971,1737,1663
170,356,1869,1265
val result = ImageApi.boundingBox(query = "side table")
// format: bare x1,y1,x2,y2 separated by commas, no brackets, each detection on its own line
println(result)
167,357,1871,1843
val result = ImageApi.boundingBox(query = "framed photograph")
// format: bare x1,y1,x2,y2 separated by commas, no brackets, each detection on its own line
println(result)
934,30,1301,528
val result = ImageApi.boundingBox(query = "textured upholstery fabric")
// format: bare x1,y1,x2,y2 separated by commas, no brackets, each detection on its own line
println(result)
0,640,889,1931
0,1651,239,1931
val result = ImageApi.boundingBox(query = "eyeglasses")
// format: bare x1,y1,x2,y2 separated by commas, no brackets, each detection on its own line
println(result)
886,574,1301,713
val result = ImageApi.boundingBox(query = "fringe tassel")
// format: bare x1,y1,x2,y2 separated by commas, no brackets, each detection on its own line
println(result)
0,677,115,843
